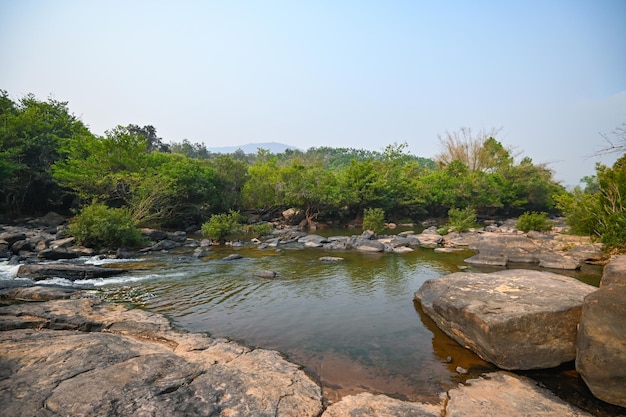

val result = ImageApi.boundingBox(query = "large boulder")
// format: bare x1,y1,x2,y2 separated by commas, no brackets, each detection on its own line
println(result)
0,298,323,417
600,254,626,287
576,284,626,408
414,269,596,370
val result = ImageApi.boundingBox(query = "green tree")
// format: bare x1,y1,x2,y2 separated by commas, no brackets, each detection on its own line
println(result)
277,160,342,227
556,155,626,250
0,91,92,215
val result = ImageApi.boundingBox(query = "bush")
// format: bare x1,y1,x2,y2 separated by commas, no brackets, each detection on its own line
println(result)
69,202,145,249
362,208,385,234
516,211,551,232
445,207,477,233
245,222,274,239
201,210,242,242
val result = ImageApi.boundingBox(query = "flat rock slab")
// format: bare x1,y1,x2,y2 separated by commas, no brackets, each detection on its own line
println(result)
16,264,127,281
414,269,596,370
322,392,441,417
0,298,323,417
445,372,592,417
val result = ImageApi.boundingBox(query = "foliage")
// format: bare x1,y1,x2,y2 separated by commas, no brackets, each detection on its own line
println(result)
201,210,243,242
435,127,510,171
54,127,219,227
69,202,144,249
445,207,477,233
0,90,92,215
556,155,626,250
516,211,551,232
245,222,274,238
2,91,570,230
362,208,385,234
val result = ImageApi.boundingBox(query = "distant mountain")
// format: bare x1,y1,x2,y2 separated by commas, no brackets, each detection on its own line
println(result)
207,142,301,154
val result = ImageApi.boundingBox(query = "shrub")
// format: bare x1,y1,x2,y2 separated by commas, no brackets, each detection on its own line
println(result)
201,210,242,242
245,222,274,238
69,202,145,249
446,207,477,233
362,208,385,234
516,211,552,232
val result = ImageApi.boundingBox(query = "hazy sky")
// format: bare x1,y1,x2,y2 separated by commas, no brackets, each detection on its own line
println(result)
1,1,625,186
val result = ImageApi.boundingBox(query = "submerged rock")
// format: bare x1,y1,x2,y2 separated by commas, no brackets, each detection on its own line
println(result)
414,269,596,370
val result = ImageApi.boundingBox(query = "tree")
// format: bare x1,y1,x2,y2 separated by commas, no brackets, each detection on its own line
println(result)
435,127,506,172
0,91,92,215
556,155,626,250
596,123,626,156
277,160,342,227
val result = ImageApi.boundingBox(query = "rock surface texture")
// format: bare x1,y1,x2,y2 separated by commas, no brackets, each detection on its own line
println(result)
576,284,626,408
600,254,626,287
0,296,323,417
443,372,592,417
414,269,596,370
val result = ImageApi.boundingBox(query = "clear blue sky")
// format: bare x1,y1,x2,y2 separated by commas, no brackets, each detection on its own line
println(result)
1,0,625,186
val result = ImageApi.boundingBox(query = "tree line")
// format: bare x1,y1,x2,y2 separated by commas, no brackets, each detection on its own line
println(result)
1,90,623,249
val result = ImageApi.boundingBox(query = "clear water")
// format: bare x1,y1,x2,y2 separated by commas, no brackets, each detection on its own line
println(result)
0,243,610,409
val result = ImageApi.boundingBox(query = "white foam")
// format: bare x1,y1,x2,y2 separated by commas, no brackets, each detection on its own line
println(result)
0,263,20,280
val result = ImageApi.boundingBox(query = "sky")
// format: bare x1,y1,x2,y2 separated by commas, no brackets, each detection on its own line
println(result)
1,0,625,187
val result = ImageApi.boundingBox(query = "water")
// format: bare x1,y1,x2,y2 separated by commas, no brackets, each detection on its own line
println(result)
2,244,619,414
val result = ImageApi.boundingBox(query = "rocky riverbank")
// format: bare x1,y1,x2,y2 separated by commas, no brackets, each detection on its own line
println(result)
1,213,623,416
0,286,601,417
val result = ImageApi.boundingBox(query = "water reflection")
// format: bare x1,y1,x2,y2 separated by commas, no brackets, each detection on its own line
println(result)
96,245,610,410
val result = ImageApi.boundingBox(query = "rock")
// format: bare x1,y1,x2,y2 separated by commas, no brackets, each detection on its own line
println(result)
298,234,328,246
445,372,592,417
0,232,26,246
360,229,376,240
393,246,414,253
141,228,168,241
464,253,508,266
354,240,385,252
16,264,128,281
49,236,76,249
576,284,626,407
282,208,305,225
414,229,443,248
468,233,538,264
414,269,596,370
150,239,181,251
321,392,441,417
167,230,187,243
0,298,323,417
37,248,80,260
0,286,89,302
222,254,243,261
254,270,277,279
319,256,344,262
193,247,212,258
10,239,32,254
455,366,468,374
600,254,626,287
566,243,605,264
536,252,581,270
36,211,67,227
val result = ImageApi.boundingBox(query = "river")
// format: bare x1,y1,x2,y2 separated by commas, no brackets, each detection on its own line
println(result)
2,239,620,414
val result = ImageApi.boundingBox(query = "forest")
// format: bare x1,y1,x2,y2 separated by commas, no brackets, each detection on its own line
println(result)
1,90,624,249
